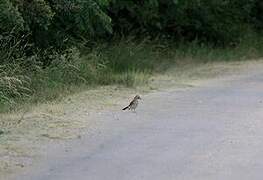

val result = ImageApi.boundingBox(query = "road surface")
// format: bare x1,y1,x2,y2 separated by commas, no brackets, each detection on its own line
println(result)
18,72,263,180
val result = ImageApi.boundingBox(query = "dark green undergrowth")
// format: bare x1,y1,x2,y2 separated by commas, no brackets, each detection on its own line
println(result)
1,34,263,113
2,0,263,113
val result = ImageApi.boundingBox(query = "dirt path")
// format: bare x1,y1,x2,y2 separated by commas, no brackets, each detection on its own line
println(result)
8,61,263,180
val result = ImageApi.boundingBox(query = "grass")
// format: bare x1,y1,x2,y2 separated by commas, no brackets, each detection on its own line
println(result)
1,34,263,113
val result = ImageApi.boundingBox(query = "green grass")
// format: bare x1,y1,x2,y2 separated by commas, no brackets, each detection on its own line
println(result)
1,34,263,113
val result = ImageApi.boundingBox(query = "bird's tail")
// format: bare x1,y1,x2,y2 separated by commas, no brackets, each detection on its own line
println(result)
122,106,129,110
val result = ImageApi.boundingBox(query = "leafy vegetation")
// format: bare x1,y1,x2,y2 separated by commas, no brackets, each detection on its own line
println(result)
1,0,263,112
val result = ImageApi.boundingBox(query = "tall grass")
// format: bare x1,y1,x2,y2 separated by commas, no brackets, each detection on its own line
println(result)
171,32,263,63
0,65,30,104
0,33,32,111
1,34,263,112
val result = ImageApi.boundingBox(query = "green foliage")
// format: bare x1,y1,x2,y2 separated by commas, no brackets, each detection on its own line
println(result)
161,0,250,43
0,0,24,33
0,0,112,49
109,0,160,34
2,0,263,49
110,0,256,44
251,0,263,29
14,0,54,30
47,0,112,45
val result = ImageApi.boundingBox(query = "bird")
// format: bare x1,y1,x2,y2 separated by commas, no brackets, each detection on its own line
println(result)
122,95,141,112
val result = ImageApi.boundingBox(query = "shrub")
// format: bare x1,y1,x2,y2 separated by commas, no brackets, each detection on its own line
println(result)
110,0,256,44
0,0,24,33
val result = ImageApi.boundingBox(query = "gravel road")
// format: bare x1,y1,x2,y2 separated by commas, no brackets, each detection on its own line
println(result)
18,71,263,180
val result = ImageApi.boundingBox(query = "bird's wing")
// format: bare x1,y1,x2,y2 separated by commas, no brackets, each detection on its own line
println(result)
129,99,135,106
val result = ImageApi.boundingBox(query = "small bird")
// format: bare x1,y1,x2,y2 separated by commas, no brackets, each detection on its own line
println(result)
122,95,141,112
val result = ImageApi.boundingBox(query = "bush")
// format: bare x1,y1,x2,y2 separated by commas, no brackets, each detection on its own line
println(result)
38,0,112,49
0,0,24,33
251,0,263,30
1,0,111,49
1,0,263,49
110,0,256,44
